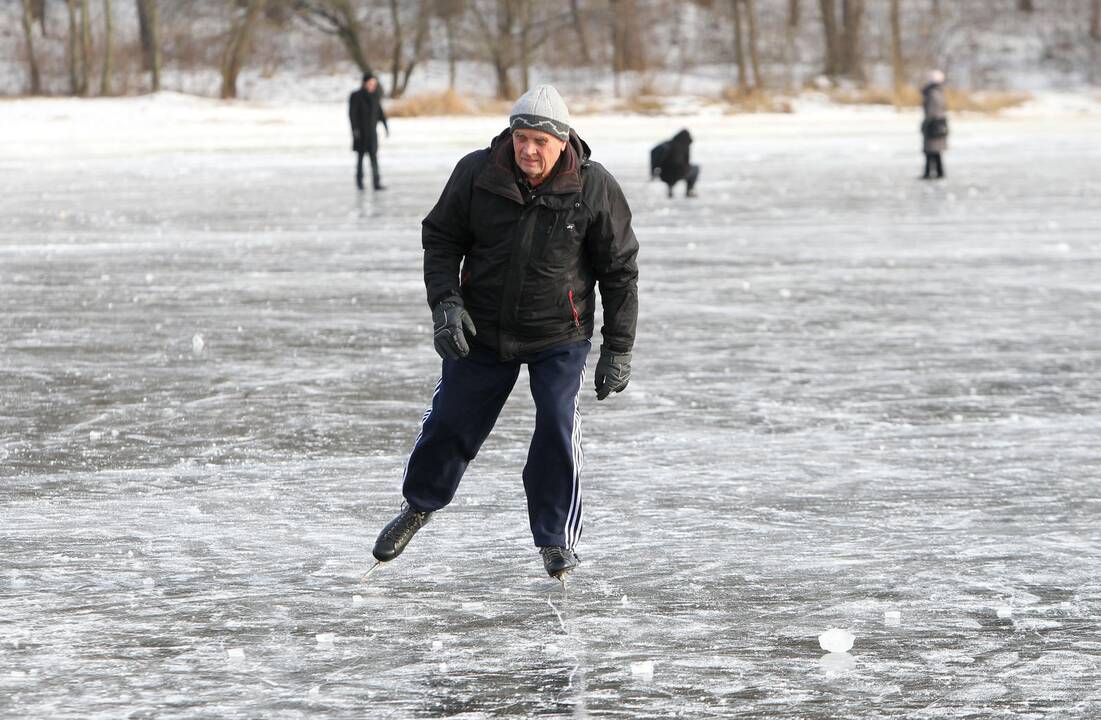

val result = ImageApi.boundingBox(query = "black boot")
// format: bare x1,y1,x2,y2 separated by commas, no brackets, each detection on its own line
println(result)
373,504,432,562
539,546,579,578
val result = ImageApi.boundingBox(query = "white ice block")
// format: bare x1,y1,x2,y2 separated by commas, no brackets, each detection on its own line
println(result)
316,633,336,646
884,610,901,626
996,607,1013,619
818,628,855,653
630,660,654,679
226,648,245,661
431,640,444,651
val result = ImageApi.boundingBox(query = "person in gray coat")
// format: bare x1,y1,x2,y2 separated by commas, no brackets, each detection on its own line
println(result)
921,70,948,180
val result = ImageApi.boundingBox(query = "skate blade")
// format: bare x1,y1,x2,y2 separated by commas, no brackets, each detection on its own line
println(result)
361,561,384,582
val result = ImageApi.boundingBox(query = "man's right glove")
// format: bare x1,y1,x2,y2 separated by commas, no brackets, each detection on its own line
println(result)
432,301,476,360
594,346,631,400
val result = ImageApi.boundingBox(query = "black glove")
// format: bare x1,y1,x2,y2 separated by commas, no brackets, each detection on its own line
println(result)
432,301,476,360
594,346,631,400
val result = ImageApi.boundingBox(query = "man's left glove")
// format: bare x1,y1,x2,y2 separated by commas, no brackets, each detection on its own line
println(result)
432,301,476,360
594,346,631,400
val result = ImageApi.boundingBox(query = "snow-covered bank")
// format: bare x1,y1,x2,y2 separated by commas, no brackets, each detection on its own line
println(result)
3,90,1100,163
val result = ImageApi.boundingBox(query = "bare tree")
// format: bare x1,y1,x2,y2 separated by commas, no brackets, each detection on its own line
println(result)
136,0,161,91
841,0,864,82
890,0,904,100
66,0,80,94
745,0,762,89
785,0,800,89
434,0,464,89
1017,0,1034,11
388,0,431,98
609,0,645,95
80,0,92,95
731,0,747,92
470,0,516,99
294,0,370,72
20,0,42,94
101,0,114,95
221,0,268,99
1091,0,1100,41
819,0,840,77
569,0,593,64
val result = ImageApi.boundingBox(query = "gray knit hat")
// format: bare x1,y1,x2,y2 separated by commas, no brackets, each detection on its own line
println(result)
509,85,570,142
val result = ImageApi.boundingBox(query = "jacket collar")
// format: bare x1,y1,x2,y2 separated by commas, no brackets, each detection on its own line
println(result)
475,128,588,204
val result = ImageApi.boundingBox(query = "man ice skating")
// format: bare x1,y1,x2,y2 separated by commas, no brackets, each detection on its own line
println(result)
349,72,389,190
652,129,699,198
371,84,639,580
921,70,948,180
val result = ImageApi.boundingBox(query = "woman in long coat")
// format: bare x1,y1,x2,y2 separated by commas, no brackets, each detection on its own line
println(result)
921,70,948,180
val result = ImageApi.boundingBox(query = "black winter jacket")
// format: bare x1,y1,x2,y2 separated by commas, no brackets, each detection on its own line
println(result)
349,87,388,153
657,129,693,186
422,128,639,360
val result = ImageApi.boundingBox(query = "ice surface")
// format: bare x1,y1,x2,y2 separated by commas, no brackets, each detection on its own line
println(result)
2,99,1101,718
819,628,856,654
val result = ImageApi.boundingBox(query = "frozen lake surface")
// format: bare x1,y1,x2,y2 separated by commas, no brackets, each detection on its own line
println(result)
2,99,1100,718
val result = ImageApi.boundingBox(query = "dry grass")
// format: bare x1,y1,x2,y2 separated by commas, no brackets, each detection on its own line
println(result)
721,87,794,114
824,84,1030,113
945,88,1031,113
621,94,667,115
386,90,514,117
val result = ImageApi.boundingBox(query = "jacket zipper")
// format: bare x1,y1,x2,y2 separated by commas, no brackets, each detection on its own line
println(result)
567,289,581,329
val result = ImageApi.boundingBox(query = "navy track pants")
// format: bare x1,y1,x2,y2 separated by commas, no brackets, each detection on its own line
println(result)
402,340,590,549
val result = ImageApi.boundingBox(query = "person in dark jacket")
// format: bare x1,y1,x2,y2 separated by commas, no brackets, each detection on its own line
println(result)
654,129,699,198
921,70,948,180
349,72,389,190
370,85,639,581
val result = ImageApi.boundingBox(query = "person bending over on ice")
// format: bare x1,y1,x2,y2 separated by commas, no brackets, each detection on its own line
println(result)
371,85,639,580
920,70,948,180
652,129,699,198
349,72,389,191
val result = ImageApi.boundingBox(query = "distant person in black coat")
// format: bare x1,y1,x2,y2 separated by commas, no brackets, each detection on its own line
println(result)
652,129,699,198
349,72,389,190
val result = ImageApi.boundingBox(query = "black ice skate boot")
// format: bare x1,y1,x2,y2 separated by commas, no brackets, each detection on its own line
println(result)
372,504,433,562
539,547,580,579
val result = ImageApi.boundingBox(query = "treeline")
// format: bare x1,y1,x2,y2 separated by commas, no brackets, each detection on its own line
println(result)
10,0,1101,99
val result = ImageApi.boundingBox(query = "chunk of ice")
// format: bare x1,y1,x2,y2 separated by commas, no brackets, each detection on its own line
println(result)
996,607,1013,619
431,640,444,651
884,610,901,626
226,648,245,661
630,660,654,680
818,628,855,653
316,633,336,646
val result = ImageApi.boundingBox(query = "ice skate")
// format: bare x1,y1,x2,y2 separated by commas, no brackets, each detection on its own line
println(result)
540,546,580,580
372,503,433,562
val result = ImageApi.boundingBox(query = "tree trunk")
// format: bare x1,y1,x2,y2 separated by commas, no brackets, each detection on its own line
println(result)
745,0,762,89
731,0,747,93
818,0,840,78
388,0,405,97
890,0,903,102
1017,0,1034,11
395,0,430,97
80,0,92,95
518,0,532,92
67,0,80,94
101,0,114,95
841,0,864,82
1091,0,1100,41
20,0,42,94
785,0,799,90
445,15,457,88
220,0,267,99
569,0,592,64
137,0,161,91
32,0,47,36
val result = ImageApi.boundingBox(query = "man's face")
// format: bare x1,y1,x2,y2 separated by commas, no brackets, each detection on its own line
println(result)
512,128,567,184
365,77,378,92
